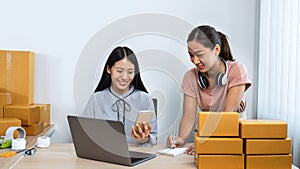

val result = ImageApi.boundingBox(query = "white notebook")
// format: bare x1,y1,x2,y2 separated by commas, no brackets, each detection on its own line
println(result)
157,148,187,157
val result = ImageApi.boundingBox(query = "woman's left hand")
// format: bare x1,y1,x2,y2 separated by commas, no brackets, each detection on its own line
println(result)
185,143,194,155
131,122,152,143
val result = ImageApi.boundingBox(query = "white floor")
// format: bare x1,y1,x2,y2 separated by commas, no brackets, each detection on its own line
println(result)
293,165,299,169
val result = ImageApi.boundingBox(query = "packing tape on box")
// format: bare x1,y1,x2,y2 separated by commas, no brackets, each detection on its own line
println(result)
12,138,26,150
5,126,26,141
36,136,51,148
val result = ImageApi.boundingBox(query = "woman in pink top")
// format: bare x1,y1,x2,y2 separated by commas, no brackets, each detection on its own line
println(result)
166,25,251,154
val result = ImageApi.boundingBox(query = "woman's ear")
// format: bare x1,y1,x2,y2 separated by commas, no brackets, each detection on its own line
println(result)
106,66,111,74
214,44,221,56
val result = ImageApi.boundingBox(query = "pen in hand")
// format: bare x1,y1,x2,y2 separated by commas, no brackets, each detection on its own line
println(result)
171,131,177,149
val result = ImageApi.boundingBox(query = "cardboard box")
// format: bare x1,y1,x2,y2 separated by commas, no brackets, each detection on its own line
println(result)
0,50,34,105
34,104,50,128
0,93,12,118
198,112,239,137
4,105,40,125
246,154,292,169
194,130,198,166
194,153,198,166
240,120,287,138
245,138,291,154
22,121,43,135
0,118,21,138
194,131,198,166
196,154,244,169
195,137,243,154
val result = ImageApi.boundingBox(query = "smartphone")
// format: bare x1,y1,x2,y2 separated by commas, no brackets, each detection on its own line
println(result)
134,110,154,132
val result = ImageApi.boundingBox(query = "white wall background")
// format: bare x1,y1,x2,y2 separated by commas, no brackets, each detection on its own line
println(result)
0,0,259,143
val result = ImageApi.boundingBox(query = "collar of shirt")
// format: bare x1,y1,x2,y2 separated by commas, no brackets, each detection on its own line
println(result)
108,85,135,98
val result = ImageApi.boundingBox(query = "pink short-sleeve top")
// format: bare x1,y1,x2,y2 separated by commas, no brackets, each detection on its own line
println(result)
180,60,252,112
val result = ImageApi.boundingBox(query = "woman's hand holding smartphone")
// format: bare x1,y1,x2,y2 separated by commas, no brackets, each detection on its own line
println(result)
131,110,154,143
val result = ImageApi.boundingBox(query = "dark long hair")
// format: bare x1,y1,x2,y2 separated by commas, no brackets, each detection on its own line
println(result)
94,46,148,93
187,25,234,61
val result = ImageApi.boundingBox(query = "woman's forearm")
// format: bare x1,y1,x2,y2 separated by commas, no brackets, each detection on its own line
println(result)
179,95,197,142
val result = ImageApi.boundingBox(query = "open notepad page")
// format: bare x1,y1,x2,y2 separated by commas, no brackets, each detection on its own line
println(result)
157,148,188,157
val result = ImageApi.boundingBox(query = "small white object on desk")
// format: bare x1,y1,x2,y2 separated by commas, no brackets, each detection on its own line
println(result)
12,138,26,150
36,136,51,148
157,148,188,157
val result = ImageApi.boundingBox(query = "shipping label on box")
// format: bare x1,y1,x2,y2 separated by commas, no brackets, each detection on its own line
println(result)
0,50,34,105
4,105,40,125
195,137,243,155
246,154,292,169
240,120,287,138
245,138,291,155
198,112,239,137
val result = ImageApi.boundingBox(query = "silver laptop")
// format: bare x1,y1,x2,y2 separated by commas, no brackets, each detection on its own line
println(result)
67,115,156,166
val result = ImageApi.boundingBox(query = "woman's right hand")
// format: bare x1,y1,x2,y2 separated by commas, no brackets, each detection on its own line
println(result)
166,134,185,148
131,122,152,144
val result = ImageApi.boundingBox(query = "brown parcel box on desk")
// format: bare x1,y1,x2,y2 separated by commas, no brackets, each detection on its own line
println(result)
246,154,292,169
198,112,239,137
195,137,243,154
4,105,40,125
240,120,287,138
0,50,34,105
194,131,198,165
195,154,244,169
22,121,43,135
0,118,21,138
0,93,12,118
245,138,291,155
34,104,50,128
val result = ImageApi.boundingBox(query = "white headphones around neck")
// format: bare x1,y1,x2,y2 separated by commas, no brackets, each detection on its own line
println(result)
197,57,228,89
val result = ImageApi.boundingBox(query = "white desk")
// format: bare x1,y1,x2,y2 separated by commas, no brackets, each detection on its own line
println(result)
13,144,195,169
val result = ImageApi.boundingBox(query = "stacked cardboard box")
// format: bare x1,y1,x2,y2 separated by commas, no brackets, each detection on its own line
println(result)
0,118,21,138
194,112,292,169
240,120,292,169
0,50,34,105
35,104,50,128
0,50,51,136
194,112,244,169
0,93,12,118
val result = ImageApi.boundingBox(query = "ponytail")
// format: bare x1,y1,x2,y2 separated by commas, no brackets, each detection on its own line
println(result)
217,31,234,61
